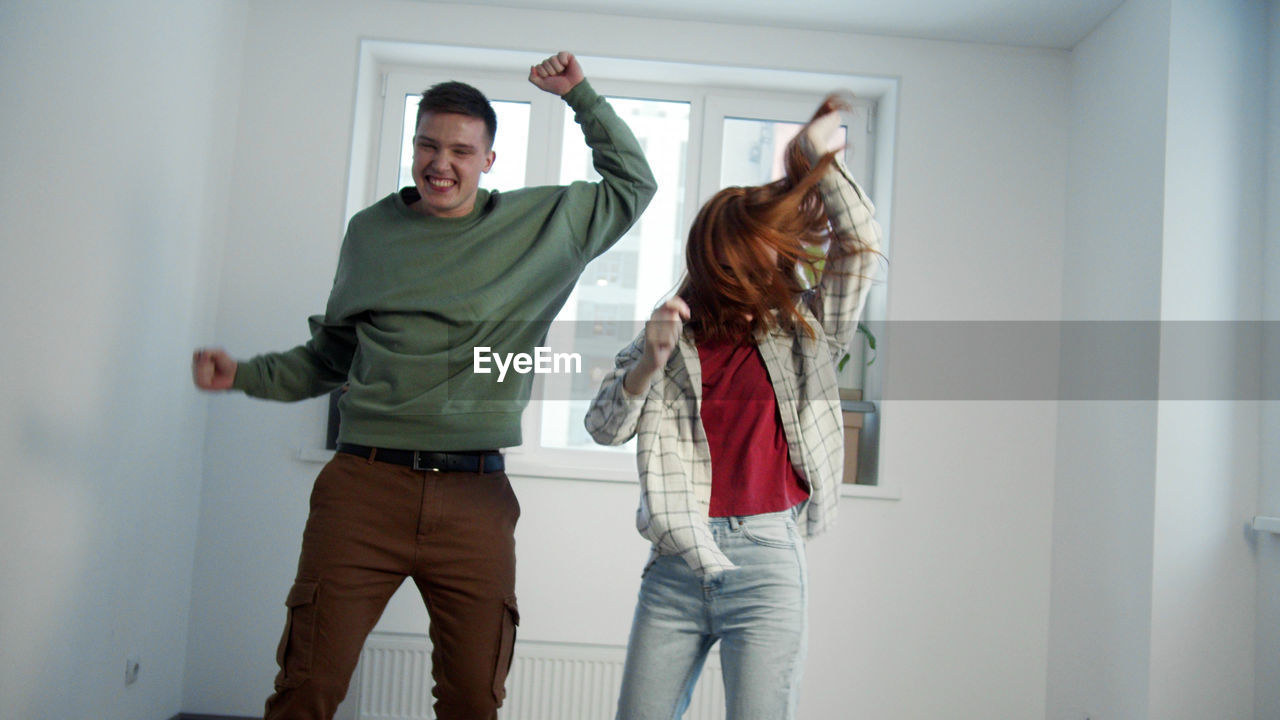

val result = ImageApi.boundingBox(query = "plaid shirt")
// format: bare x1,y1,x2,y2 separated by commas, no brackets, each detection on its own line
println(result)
585,146,883,577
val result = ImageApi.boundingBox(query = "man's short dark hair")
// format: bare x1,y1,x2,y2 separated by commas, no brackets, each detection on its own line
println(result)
416,81,497,147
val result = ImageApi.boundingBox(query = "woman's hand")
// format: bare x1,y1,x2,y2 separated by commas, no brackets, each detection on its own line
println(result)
624,297,690,395
805,92,854,155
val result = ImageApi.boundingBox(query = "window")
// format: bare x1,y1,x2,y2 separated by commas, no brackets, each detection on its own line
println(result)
543,96,691,454
341,43,896,496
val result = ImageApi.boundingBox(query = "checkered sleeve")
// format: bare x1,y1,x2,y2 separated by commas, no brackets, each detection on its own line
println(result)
584,335,648,445
803,140,884,361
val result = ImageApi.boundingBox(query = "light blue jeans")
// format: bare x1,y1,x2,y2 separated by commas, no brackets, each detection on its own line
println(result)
616,508,808,720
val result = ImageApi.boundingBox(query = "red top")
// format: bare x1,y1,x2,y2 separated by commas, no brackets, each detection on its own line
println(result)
698,338,810,517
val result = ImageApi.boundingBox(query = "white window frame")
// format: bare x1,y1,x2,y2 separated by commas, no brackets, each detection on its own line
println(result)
333,40,898,499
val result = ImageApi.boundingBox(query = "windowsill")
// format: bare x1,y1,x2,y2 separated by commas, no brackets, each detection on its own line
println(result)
841,399,877,414
1254,516,1280,535
296,446,900,500
840,482,900,500
297,446,340,464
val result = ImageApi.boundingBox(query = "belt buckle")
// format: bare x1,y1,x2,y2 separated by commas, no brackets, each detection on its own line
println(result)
412,451,442,472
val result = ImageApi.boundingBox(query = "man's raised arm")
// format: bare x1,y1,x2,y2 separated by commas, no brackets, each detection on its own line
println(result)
528,51,657,260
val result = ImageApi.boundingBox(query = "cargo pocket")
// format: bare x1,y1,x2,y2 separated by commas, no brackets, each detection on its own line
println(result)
492,596,520,703
274,580,319,689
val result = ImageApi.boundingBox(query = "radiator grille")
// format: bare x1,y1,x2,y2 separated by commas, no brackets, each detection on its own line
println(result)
354,632,725,720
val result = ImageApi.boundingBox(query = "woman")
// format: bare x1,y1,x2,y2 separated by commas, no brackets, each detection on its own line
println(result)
585,94,884,720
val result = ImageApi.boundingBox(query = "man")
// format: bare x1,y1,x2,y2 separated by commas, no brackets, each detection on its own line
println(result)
192,51,655,720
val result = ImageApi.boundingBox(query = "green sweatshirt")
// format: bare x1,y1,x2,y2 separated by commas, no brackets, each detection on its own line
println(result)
233,81,657,450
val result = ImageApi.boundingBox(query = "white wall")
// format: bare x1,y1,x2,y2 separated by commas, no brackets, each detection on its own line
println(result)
1257,2,1280,718
185,1,1068,717
0,1,246,719
1049,0,1275,718
1048,0,1171,717
1149,1,1267,717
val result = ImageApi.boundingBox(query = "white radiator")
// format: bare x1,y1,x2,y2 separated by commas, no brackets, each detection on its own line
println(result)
352,632,726,720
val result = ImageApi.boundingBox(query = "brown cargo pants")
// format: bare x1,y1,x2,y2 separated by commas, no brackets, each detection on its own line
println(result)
263,451,520,720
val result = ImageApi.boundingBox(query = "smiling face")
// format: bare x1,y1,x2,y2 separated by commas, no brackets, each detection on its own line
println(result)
410,111,496,218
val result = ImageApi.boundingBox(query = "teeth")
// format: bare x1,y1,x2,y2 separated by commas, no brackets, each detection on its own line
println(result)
428,178,455,187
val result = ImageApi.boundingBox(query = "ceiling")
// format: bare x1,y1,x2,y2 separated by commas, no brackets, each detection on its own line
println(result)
453,0,1127,50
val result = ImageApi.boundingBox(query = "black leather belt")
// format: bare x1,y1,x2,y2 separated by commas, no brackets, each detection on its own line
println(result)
337,443,504,474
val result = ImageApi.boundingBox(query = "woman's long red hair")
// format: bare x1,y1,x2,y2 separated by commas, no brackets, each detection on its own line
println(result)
679,96,872,343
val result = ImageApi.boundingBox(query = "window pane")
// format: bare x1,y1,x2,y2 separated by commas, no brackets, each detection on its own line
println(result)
397,96,531,192
539,97,691,451
720,117,847,187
